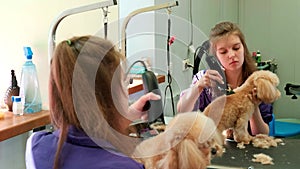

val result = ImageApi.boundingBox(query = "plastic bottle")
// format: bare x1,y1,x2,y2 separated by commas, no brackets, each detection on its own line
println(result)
19,47,42,113
13,96,23,115
256,50,261,64
4,70,20,111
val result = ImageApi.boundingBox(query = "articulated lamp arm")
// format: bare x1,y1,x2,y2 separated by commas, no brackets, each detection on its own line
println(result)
48,0,117,63
120,1,179,57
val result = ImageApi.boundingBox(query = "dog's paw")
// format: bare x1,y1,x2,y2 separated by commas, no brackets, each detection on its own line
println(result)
234,134,252,144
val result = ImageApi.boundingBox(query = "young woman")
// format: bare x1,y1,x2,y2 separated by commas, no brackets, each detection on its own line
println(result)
177,21,273,136
25,35,160,169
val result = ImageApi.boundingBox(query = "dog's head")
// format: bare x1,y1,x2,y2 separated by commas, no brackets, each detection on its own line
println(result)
247,70,281,103
133,112,223,169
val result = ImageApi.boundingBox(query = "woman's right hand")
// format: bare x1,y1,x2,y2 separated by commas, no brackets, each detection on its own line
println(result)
177,69,224,113
128,92,161,121
195,69,224,91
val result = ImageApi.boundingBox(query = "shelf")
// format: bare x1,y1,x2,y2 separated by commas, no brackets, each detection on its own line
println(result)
0,110,50,141
0,75,165,141
128,75,165,94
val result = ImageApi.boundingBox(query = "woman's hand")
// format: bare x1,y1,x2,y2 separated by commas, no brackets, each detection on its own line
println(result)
249,88,269,135
195,69,224,91
250,106,269,135
249,87,262,105
177,69,224,113
128,92,161,121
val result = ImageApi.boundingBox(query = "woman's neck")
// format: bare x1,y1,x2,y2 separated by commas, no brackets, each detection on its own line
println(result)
226,70,243,89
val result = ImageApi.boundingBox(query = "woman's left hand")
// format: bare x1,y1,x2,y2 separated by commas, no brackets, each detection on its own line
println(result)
249,87,262,105
128,92,161,121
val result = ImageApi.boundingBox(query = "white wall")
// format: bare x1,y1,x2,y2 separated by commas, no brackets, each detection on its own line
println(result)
239,0,300,119
0,1,118,168
0,0,118,110
119,0,155,66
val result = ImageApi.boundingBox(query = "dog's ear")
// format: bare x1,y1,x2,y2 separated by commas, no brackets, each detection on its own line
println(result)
157,134,210,169
255,78,280,103
252,70,280,86
177,139,209,169
156,149,178,169
261,71,280,86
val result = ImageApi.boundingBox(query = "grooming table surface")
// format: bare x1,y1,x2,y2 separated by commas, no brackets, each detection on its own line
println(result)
210,139,300,169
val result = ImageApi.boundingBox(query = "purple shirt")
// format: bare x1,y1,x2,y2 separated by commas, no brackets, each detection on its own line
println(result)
189,70,273,134
28,126,144,169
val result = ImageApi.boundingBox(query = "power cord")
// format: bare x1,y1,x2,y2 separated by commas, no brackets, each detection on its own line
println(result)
126,60,148,75
192,40,210,76
164,9,176,116
125,60,148,84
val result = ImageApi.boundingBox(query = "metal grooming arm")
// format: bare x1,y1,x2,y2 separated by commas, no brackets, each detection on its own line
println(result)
285,83,300,99
120,1,179,57
48,0,117,63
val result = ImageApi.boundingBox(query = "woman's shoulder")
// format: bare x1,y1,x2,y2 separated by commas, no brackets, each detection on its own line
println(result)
29,130,55,145
27,130,145,169
25,131,56,169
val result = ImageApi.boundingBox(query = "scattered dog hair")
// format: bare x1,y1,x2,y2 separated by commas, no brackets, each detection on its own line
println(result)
252,153,274,165
251,134,283,149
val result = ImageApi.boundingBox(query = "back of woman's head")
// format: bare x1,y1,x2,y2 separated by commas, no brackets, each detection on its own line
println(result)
50,35,130,169
209,21,257,81
50,35,124,130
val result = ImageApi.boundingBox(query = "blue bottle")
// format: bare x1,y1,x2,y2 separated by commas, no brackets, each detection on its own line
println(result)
19,47,42,113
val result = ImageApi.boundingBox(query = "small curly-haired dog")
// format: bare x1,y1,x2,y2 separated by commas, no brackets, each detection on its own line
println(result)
132,112,223,169
204,70,281,144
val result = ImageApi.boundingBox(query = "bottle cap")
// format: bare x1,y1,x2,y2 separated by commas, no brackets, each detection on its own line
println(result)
256,50,261,55
23,47,33,60
14,96,21,102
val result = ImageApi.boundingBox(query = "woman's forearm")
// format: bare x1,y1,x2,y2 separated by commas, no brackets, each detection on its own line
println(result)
250,106,269,135
177,85,202,113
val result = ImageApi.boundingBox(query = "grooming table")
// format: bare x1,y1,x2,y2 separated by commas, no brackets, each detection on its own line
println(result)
210,138,300,169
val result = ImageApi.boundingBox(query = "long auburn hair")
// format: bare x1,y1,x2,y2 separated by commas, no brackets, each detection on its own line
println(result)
49,35,137,169
209,21,257,83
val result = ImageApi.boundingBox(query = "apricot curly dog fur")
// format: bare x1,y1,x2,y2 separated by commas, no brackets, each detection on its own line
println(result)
132,112,223,169
203,70,281,144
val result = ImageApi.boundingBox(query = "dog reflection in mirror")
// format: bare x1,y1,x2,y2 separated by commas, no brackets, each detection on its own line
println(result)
203,70,281,144
132,112,223,169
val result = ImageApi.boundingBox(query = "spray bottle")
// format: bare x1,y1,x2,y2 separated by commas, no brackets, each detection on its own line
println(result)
19,47,42,113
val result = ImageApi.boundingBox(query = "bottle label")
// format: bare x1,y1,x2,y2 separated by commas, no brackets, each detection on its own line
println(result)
13,102,24,115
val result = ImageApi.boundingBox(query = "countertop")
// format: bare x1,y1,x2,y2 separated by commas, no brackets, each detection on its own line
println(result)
0,75,165,141
0,110,50,141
